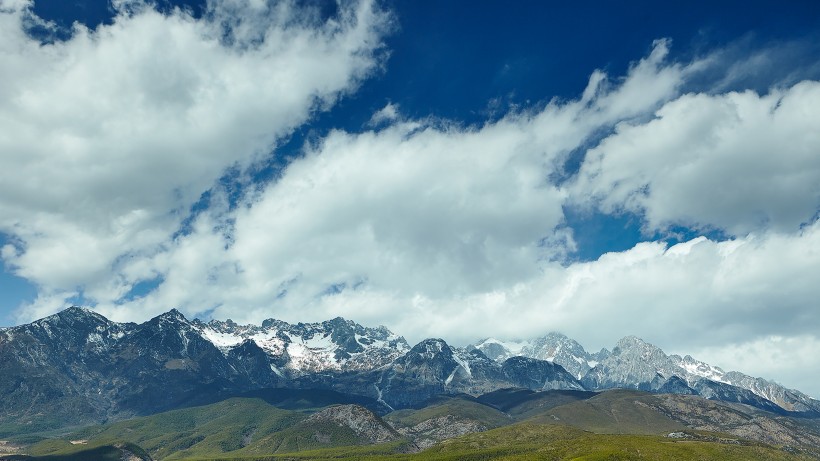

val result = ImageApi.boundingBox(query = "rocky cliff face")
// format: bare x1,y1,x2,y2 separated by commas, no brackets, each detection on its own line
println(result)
520,332,610,379
649,393,820,448
374,338,583,409
193,316,411,375
501,356,585,391
306,404,400,444
393,414,488,450
581,336,682,391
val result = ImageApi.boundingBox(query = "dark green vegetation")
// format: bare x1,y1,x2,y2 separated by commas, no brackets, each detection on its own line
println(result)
11,424,816,461
400,423,818,461
533,389,688,434
477,387,598,419
21,398,300,460
19,396,395,460
384,394,511,429
0,441,151,461
8,388,820,461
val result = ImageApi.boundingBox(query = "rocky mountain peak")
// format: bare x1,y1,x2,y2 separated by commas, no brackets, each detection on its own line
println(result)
261,318,290,329
470,338,515,361
582,336,682,392
410,338,453,360
154,308,190,325
613,335,649,350
35,306,107,327
323,316,353,328
612,336,668,360
60,305,95,317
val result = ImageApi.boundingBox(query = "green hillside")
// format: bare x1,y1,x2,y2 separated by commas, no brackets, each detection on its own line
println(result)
477,387,597,419
3,441,151,461
111,422,816,461
384,395,510,429
21,394,410,461
24,397,305,460
15,389,820,461
413,422,818,461
526,389,687,434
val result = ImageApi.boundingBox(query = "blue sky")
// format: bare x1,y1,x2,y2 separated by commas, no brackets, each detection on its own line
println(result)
1,0,819,396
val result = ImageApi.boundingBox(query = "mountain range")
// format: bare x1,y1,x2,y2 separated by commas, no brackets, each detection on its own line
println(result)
0,306,818,438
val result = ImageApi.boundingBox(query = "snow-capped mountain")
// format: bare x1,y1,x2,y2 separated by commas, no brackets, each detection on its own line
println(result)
193,316,410,375
472,333,820,415
581,335,684,391
0,307,817,435
581,336,819,414
520,332,611,379
371,338,582,409
471,332,610,379
468,338,530,362
670,354,820,413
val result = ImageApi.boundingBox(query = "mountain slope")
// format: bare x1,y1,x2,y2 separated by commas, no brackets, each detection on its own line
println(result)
22,396,401,460
420,421,818,461
15,387,820,460
581,336,820,415
1,306,818,439
0,309,411,432
373,338,582,409
194,316,410,375
0,308,262,434
471,332,610,379
384,395,510,449
474,331,820,416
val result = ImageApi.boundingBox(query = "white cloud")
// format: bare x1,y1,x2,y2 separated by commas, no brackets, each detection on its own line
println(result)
0,0,389,301
83,40,696,325
572,81,820,235
367,102,400,126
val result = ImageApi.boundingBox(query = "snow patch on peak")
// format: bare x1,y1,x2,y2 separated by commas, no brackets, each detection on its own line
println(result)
470,337,530,362
415,338,449,353
198,327,244,351
475,337,529,353
614,335,649,349
194,315,409,374
452,350,473,378
672,354,728,384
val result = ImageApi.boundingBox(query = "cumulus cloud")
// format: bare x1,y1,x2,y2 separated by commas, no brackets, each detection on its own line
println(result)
81,40,697,326
571,81,820,235
0,0,390,317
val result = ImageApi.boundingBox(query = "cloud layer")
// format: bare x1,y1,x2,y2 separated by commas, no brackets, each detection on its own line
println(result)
1,4,819,396
0,0,389,307
572,81,820,235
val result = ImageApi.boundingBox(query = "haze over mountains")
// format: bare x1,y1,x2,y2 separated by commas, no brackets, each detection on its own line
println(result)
1,306,817,438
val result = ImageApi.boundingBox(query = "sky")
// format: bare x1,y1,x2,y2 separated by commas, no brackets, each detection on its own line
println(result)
1,0,819,397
